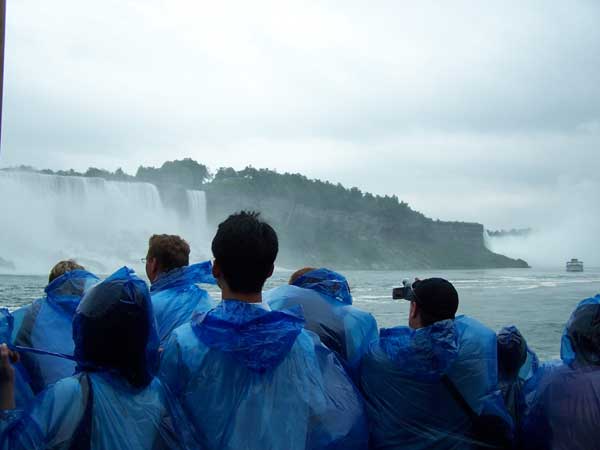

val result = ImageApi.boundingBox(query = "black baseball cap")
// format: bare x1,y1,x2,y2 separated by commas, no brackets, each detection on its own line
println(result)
405,277,459,321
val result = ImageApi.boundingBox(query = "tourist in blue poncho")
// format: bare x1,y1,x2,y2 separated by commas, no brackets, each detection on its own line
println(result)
521,294,600,450
11,260,99,394
0,266,199,450
160,211,368,450
265,267,378,377
496,325,539,438
359,278,512,450
144,234,215,344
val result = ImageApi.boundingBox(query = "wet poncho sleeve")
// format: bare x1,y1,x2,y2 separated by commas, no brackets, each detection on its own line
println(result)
342,306,378,374
0,376,86,449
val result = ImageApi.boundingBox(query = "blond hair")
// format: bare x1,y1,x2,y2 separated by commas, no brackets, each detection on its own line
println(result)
48,259,85,283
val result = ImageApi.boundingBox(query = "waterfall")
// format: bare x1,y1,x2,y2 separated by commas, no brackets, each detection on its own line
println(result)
0,170,210,275
186,190,207,232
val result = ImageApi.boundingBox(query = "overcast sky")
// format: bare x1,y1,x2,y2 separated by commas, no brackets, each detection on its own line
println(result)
2,1,600,240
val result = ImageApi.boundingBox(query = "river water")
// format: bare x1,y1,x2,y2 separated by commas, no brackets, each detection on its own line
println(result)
1,266,598,360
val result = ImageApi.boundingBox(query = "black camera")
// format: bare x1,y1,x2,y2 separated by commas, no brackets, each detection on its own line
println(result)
392,279,413,300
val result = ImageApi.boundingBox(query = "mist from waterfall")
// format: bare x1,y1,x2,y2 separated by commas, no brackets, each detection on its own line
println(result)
486,179,600,269
0,171,211,275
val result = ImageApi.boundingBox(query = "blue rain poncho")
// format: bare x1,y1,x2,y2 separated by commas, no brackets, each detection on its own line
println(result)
521,294,600,450
150,261,216,344
159,299,369,450
265,269,378,376
0,267,198,450
360,315,512,450
496,326,539,429
11,269,99,394
0,309,33,409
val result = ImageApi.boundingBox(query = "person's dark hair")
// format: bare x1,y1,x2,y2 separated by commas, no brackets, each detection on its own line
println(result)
211,211,278,293
147,234,190,272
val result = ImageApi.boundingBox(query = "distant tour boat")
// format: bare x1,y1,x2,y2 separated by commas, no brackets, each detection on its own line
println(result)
566,258,584,272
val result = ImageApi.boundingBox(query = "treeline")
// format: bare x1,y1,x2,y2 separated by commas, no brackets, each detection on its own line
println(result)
34,158,210,188
209,166,424,221
31,158,426,224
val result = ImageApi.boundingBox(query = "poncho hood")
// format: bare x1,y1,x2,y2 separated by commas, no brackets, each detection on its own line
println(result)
561,294,600,367
44,269,100,314
291,268,352,305
73,267,159,387
497,325,528,378
150,261,216,293
192,299,305,372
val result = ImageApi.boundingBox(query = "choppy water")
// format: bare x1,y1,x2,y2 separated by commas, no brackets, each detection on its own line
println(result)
1,266,598,361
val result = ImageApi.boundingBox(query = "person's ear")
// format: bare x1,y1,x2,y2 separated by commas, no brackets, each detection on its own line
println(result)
266,264,275,279
146,257,159,282
212,260,221,278
212,260,224,289
409,301,418,319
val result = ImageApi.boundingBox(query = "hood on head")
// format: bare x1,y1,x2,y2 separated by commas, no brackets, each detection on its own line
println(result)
291,268,352,305
73,267,159,387
45,270,100,313
151,260,217,293
192,300,305,372
561,294,600,367
379,319,458,381
497,326,528,379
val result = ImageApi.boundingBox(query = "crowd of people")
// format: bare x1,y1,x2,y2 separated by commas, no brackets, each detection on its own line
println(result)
0,210,598,449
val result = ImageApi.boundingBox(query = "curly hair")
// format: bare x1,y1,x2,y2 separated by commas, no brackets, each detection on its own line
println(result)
147,234,190,273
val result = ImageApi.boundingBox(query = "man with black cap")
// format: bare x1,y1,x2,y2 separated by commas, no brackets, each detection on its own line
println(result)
359,277,512,450
406,277,459,329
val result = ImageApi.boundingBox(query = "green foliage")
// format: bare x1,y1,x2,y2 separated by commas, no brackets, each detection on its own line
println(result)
136,158,210,189
209,165,424,223
36,166,134,181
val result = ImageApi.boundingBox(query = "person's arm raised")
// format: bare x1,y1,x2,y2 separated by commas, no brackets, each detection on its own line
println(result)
0,343,18,410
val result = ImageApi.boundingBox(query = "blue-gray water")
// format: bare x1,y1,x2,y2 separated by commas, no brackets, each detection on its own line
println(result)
1,267,599,360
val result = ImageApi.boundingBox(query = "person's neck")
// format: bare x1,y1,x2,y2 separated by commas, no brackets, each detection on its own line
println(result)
221,287,262,304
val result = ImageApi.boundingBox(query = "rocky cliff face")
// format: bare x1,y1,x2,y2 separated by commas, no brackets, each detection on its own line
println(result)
205,191,529,270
